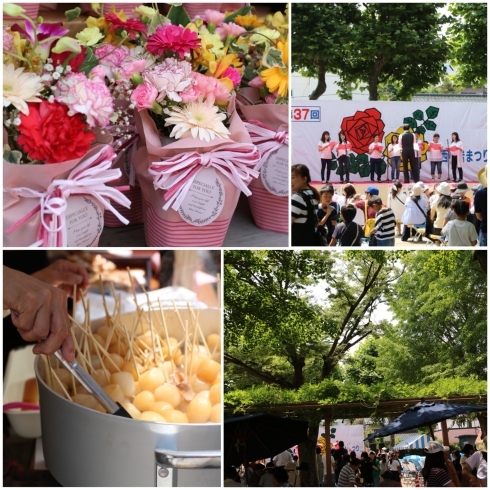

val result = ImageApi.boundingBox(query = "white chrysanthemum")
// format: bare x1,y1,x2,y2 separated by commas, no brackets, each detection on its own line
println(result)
165,100,230,142
3,64,44,115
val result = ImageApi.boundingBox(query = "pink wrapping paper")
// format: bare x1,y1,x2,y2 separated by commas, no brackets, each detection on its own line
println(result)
134,98,256,246
238,103,289,234
3,145,127,247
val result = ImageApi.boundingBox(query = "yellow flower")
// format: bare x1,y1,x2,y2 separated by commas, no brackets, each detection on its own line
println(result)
86,15,108,32
199,28,225,57
260,41,288,98
76,27,104,46
207,53,243,79
133,5,157,18
270,11,288,31
235,14,264,29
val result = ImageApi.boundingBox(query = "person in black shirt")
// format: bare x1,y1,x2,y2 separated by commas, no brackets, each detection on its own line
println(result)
332,441,349,484
317,185,340,245
330,204,363,246
400,124,417,183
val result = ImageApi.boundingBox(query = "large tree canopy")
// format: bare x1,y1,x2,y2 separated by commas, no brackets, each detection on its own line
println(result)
447,3,487,87
292,3,449,100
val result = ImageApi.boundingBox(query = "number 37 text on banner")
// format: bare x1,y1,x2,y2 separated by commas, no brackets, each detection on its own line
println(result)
291,107,321,122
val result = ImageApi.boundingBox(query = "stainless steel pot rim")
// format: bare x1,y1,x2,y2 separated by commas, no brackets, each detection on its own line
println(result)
34,356,219,429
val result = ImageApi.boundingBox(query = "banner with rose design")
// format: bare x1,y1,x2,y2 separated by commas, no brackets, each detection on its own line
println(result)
292,101,487,183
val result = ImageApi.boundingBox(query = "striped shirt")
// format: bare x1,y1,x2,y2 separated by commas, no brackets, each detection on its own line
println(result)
374,208,396,239
338,464,356,487
291,189,318,224
426,467,452,487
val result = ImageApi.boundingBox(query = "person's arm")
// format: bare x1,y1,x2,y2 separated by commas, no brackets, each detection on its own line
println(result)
4,266,75,361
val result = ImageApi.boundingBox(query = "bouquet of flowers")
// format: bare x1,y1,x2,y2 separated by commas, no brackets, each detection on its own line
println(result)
227,6,289,234
3,3,131,246
85,3,261,246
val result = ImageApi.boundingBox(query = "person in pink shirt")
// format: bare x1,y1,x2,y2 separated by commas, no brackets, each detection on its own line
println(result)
368,134,384,183
449,132,464,182
428,133,445,181
336,131,352,184
318,131,336,183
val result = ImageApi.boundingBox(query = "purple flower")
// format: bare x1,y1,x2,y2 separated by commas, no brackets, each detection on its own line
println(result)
11,21,69,60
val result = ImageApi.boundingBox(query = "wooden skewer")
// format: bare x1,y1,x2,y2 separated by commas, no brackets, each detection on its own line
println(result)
159,299,176,373
121,321,140,380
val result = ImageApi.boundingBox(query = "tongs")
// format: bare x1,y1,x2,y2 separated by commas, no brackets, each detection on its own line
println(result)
54,350,132,418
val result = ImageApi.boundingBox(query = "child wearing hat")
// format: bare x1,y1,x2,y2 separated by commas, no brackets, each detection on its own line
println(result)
430,182,452,235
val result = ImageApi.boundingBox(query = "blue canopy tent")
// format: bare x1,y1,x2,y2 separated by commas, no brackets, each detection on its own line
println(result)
367,400,487,444
393,434,432,450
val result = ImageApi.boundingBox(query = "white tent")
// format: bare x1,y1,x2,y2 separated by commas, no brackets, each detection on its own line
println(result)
393,434,432,450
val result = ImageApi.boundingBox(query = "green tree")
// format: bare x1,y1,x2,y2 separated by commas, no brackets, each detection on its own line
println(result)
447,3,487,87
292,3,449,100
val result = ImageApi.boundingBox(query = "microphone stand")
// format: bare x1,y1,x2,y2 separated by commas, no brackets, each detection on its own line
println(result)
447,139,450,181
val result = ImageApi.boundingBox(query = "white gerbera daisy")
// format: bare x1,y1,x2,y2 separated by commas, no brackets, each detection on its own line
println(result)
164,99,230,142
3,64,44,115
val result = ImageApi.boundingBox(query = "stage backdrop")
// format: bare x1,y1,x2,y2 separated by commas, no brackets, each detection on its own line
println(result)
292,101,487,183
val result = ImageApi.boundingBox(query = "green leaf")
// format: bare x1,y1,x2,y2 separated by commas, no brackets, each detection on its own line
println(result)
78,47,98,75
148,12,169,36
424,120,437,131
426,106,440,119
412,109,424,120
167,4,190,27
359,163,370,178
224,6,252,23
3,148,23,164
331,161,338,171
262,47,285,69
380,161,387,174
403,117,417,129
416,125,426,135
65,6,81,21
356,154,369,165
350,160,359,173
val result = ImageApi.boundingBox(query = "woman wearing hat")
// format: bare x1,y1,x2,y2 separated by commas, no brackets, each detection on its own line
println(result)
430,182,452,235
400,183,428,241
421,441,456,487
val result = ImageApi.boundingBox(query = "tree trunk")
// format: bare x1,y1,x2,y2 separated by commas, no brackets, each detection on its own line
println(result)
298,423,320,487
473,250,487,273
321,355,335,380
291,356,306,389
310,60,327,100
368,72,379,101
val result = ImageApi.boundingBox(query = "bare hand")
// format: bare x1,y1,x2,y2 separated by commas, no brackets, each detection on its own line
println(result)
32,259,89,300
3,266,74,361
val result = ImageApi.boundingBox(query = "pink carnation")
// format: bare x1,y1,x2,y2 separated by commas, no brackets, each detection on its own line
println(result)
3,29,14,52
204,9,225,25
192,72,231,104
115,59,147,82
215,22,246,41
221,66,241,88
265,93,278,104
147,24,201,58
52,72,114,127
249,75,265,88
142,58,195,103
131,83,158,110
94,44,131,81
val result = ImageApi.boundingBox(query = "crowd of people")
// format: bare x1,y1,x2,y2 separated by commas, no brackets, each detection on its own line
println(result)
291,164,487,247
225,439,487,487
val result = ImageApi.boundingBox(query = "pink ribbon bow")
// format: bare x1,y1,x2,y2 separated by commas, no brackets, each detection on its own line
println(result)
243,120,289,170
5,145,131,247
148,143,260,211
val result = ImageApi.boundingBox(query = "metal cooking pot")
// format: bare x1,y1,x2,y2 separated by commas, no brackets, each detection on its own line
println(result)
35,309,221,487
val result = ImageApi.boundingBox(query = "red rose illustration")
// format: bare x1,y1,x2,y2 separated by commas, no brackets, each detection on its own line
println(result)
340,108,385,155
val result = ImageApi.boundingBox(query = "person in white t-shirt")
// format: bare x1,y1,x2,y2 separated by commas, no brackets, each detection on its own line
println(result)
463,450,487,486
318,131,336,183
388,134,401,181
449,132,464,182
428,133,445,181
441,199,478,246
274,449,293,467
368,134,384,183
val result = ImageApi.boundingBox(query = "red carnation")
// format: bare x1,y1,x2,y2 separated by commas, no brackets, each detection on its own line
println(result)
340,108,385,155
147,24,201,58
17,100,95,163
105,12,147,39
50,46,87,73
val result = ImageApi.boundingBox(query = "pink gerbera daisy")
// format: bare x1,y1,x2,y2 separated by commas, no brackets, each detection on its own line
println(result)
105,13,147,39
147,24,201,58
